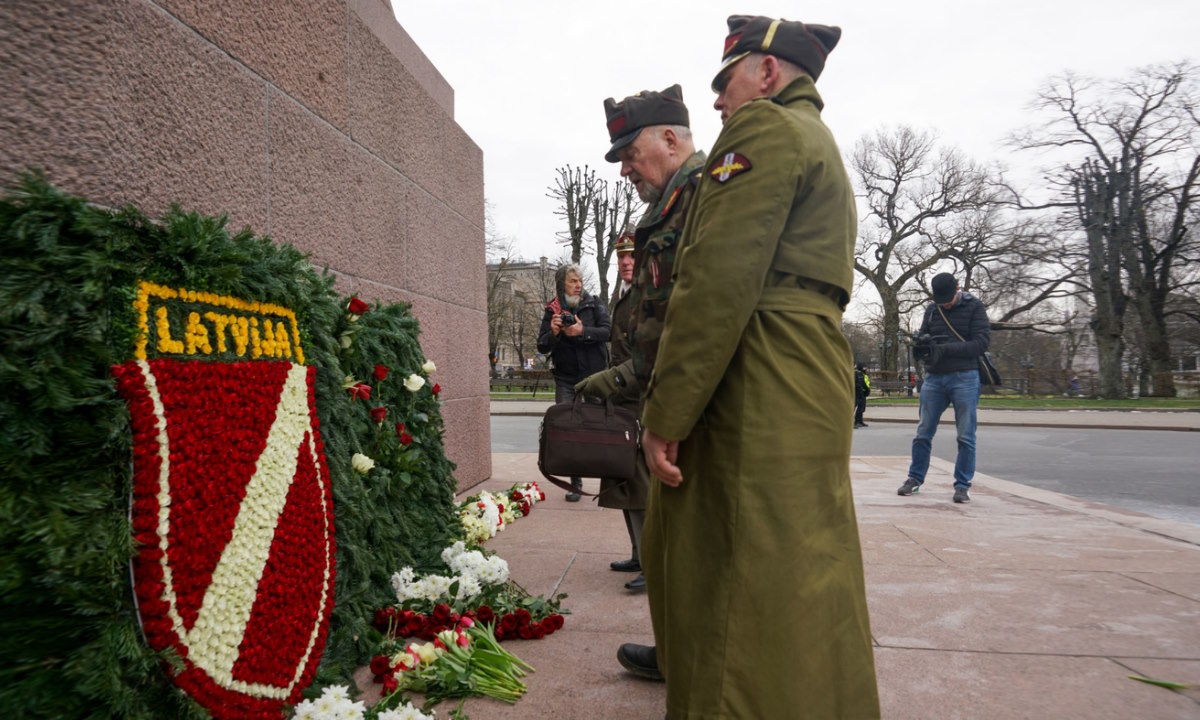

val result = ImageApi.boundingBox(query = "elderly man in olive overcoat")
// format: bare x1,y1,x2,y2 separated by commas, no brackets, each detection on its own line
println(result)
640,15,880,719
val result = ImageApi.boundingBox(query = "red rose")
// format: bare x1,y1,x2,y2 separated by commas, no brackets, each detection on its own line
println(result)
370,406,387,423
399,431,414,446
382,673,398,694
395,422,405,436
549,613,565,630
369,654,392,675
349,383,371,400
499,614,518,634
432,603,452,623
518,625,534,639
373,364,389,381
514,608,532,626
432,383,441,396
348,297,369,315
477,606,495,624
533,624,546,639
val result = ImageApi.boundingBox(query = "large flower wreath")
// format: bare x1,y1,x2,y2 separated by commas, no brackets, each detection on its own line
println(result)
113,282,337,719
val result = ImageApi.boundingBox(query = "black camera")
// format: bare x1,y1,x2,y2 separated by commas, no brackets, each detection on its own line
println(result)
911,333,948,361
561,311,576,327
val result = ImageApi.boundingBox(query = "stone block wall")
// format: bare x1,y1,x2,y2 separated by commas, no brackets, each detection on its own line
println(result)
0,0,491,489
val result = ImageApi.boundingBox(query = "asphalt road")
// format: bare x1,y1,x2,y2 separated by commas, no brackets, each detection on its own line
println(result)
490,415,1200,526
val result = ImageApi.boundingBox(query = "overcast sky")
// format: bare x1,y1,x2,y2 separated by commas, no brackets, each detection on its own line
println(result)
392,1,1197,279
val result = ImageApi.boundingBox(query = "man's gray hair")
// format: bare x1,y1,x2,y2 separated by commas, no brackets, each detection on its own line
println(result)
555,263,583,295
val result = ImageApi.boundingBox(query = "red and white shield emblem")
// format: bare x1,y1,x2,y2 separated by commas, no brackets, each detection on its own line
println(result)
113,358,336,719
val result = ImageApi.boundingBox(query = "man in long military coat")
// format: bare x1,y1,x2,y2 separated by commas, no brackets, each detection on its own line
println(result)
573,84,705,628
640,16,880,718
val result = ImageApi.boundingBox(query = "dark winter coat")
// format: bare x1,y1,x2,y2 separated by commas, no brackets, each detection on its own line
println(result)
536,292,610,382
919,291,990,374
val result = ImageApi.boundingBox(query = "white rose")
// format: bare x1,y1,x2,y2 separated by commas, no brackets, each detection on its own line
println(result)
351,453,375,475
404,374,426,392
421,360,436,374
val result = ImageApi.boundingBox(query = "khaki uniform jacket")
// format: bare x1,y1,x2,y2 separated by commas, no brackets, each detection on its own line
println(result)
597,283,645,509
599,151,705,510
640,76,880,718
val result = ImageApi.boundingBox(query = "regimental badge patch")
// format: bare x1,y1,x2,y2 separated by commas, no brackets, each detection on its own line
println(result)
709,152,752,183
113,282,335,719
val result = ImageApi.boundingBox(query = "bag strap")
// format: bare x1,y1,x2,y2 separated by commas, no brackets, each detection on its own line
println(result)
536,457,600,497
936,305,966,342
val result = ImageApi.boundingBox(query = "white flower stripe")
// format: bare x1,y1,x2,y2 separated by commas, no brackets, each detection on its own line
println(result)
143,361,332,700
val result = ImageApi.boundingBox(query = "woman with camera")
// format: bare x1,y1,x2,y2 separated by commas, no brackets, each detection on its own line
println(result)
537,263,612,500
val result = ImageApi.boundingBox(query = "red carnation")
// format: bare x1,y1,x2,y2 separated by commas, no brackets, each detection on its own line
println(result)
348,297,369,315
373,364,389,380
370,407,387,423
432,383,441,396
369,654,392,675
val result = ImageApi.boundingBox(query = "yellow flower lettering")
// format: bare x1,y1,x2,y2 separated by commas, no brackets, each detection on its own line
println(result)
155,306,184,354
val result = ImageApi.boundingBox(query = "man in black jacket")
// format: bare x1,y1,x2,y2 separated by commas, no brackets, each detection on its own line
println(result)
898,272,990,503
853,363,870,428
537,263,611,501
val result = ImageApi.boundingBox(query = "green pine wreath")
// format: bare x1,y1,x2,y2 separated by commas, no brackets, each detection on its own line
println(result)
0,173,463,718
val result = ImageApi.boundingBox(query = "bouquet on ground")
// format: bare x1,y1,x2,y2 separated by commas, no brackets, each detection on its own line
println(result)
291,684,436,720
370,617,534,710
458,482,546,544
375,542,566,644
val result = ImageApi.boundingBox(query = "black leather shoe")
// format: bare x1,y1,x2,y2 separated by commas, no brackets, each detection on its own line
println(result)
625,573,646,591
617,643,663,681
610,557,641,572
565,492,581,502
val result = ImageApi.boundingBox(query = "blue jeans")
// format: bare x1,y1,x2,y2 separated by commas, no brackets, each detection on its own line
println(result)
907,369,980,490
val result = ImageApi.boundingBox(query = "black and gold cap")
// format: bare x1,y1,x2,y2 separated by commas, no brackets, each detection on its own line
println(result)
712,16,841,91
603,84,690,163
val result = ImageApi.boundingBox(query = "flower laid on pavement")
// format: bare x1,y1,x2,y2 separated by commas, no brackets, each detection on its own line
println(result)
376,540,566,648
371,620,534,708
291,684,365,720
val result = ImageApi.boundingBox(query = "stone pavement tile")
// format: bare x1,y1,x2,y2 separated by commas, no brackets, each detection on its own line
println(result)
866,564,1200,658
543,552,653,635
890,517,1200,573
1118,658,1200,707
1122,571,1200,602
858,521,945,567
875,647,1200,720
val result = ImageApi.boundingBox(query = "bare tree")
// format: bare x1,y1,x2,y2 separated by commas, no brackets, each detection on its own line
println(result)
547,165,599,264
851,126,1064,371
484,200,521,372
1011,63,1200,397
589,178,639,304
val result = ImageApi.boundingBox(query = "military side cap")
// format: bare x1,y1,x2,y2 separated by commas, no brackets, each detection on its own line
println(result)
603,84,690,163
712,15,841,91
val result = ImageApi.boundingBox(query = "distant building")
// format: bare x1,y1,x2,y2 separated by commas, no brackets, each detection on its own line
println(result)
487,257,556,373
